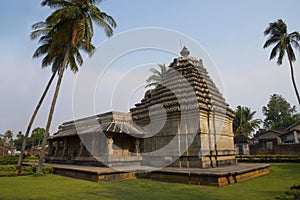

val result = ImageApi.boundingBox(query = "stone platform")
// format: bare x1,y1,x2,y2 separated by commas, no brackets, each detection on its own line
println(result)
46,163,270,187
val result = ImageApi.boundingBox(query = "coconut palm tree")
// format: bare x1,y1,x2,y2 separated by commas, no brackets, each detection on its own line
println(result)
145,64,167,88
32,0,116,173
17,26,70,175
233,106,261,137
263,19,300,105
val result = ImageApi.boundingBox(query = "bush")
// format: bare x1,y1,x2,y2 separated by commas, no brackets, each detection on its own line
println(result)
0,156,19,165
42,166,53,174
0,165,16,171
274,190,300,200
0,164,53,177
274,185,300,200
0,171,17,177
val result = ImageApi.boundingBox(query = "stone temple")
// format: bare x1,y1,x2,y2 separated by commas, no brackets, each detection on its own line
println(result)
46,47,237,170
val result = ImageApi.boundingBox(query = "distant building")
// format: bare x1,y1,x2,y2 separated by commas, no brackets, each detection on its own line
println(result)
0,144,9,158
234,134,250,155
281,121,300,144
250,121,300,155
0,135,15,158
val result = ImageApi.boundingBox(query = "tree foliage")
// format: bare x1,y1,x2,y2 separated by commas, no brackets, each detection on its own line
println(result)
28,127,45,147
145,64,167,88
32,0,117,174
4,130,13,145
233,106,261,137
13,132,24,151
14,128,45,151
263,19,300,105
262,94,299,130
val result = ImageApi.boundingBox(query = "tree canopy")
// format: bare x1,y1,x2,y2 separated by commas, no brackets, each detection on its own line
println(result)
32,0,117,174
233,106,261,137
145,64,167,88
263,19,300,105
14,132,24,151
262,94,299,130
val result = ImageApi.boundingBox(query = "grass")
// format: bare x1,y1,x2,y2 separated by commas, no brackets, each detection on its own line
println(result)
0,163,299,200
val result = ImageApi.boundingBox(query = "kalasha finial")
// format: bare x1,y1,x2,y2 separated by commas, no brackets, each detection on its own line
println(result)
180,46,190,57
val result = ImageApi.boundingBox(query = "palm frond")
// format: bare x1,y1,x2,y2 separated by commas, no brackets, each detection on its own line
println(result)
277,45,285,65
32,0,116,75
269,42,280,61
145,64,167,88
233,105,261,136
41,0,72,8
287,44,296,62
263,36,280,48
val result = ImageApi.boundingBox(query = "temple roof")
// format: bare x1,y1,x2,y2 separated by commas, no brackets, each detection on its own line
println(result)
130,47,233,121
50,112,144,139
51,47,234,138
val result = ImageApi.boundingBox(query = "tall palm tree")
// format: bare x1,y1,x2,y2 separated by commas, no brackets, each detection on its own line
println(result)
32,0,116,173
17,24,72,175
263,19,300,105
145,64,167,88
233,106,261,137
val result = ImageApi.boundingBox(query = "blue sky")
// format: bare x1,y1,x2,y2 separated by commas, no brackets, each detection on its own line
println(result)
1,0,300,135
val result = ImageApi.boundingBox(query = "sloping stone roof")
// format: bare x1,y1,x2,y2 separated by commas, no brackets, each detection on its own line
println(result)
51,47,234,139
130,47,233,121
50,112,144,139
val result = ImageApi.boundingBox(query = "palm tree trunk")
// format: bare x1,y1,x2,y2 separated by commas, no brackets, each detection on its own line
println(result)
287,54,300,105
36,48,70,174
17,71,56,176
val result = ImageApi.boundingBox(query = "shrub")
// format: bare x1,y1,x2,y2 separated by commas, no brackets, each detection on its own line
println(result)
42,166,53,174
274,186,300,200
0,164,53,177
0,156,19,165
0,165,16,171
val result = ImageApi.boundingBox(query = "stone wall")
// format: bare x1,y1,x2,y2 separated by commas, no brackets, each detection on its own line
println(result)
274,143,300,155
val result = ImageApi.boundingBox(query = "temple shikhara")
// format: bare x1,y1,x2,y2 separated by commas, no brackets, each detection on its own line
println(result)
46,47,238,170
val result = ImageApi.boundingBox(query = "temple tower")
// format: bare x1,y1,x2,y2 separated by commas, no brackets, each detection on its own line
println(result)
130,47,236,168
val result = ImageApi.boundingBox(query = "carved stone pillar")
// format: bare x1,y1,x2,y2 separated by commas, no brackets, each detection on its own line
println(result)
78,141,84,157
48,141,53,156
135,138,140,156
54,141,59,156
108,137,114,156
62,138,68,157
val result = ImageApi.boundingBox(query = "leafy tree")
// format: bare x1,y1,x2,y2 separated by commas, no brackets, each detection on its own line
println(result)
4,130,13,145
262,94,299,130
14,131,24,151
28,128,45,147
32,0,116,174
233,106,261,137
145,64,167,88
18,12,70,174
263,19,300,105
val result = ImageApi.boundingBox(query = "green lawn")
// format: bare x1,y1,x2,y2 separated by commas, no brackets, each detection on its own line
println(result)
0,163,299,200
